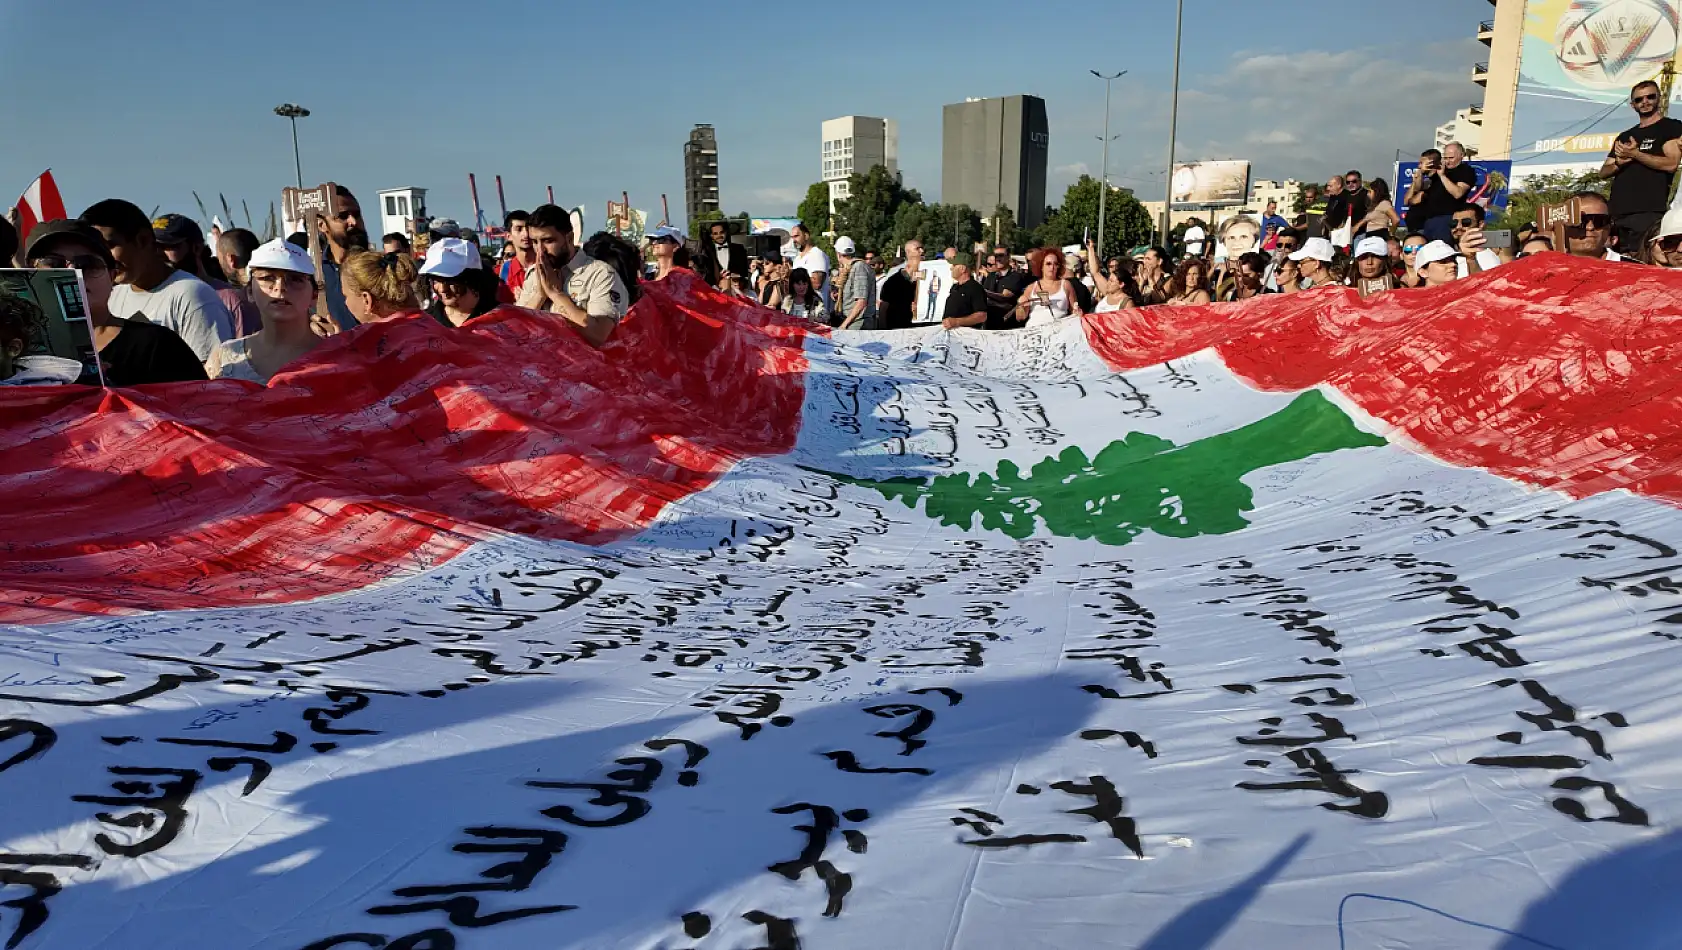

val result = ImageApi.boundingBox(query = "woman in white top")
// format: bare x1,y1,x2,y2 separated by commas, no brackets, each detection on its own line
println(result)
1014,247,1086,327
1085,239,1145,312
1357,178,1400,238
205,238,323,384
778,268,829,322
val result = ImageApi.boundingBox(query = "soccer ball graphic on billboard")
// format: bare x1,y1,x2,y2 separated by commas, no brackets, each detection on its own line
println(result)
1554,0,1680,89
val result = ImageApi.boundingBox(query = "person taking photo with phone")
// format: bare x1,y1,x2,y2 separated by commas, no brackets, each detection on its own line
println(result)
1405,144,1476,243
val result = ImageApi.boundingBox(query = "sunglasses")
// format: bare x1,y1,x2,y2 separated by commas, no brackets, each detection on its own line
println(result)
1569,214,1612,230
1658,235,1682,251
33,253,108,273
1345,178,1361,185
1452,217,1479,228
1634,94,1660,103
1403,244,1425,253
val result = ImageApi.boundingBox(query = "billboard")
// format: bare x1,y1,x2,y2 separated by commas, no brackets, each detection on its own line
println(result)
1393,160,1515,211
751,217,802,236
1511,0,1682,169
1170,160,1252,207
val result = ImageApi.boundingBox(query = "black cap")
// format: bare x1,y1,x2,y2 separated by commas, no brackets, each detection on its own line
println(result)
24,220,114,267
152,213,204,246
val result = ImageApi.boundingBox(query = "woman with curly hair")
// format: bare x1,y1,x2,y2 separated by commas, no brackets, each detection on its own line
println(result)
1164,257,1212,306
1013,246,1085,327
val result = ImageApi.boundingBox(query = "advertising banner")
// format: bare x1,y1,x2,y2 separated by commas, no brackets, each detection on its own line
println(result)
1393,159,1514,211
1170,160,1252,207
1511,0,1682,166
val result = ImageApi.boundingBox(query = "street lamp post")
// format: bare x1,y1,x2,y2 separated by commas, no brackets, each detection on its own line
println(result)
1162,0,1184,245
273,103,311,189
1091,70,1126,260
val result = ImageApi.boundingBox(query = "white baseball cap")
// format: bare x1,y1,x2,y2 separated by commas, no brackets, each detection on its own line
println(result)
647,225,685,243
1287,236,1336,263
247,238,314,275
1654,207,1682,241
419,238,480,278
834,236,857,255
1413,240,1460,269
1352,235,1389,259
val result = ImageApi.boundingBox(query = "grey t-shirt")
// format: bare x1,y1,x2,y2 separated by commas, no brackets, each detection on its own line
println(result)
107,270,234,361
837,259,877,329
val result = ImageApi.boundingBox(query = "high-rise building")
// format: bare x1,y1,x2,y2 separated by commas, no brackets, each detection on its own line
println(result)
684,124,720,225
821,117,899,216
941,95,1049,230
1435,106,1485,156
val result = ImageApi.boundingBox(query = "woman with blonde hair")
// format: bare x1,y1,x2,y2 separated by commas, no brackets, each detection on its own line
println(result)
205,238,323,383
339,248,420,323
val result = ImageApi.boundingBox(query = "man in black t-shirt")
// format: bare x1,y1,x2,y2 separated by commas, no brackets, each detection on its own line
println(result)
1404,145,1476,242
1600,79,1682,254
878,239,923,330
980,249,1027,330
23,220,207,386
941,259,990,329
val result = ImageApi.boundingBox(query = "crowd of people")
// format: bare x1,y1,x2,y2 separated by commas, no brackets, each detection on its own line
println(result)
3,80,1679,388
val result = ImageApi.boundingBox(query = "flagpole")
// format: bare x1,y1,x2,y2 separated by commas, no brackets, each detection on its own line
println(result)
1162,0,1184,246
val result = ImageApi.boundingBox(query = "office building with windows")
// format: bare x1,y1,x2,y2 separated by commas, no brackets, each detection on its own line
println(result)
941,95,1049,230
822,116,898,215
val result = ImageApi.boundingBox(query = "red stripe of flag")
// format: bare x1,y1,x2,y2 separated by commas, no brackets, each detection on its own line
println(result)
14,169,68,238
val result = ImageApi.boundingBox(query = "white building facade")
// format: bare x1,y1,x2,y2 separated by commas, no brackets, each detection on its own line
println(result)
822,116,898,216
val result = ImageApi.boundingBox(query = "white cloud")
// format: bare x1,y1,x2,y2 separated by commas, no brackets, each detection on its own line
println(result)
743,185,806,206
1155,40,1485,182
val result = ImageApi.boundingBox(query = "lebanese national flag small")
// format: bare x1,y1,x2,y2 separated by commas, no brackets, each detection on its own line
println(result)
14,169,68,237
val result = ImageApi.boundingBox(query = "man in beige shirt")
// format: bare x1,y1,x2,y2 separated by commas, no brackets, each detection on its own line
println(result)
516,203,628,347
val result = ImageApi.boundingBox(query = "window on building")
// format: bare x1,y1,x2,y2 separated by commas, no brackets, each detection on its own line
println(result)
845,137,852,147
385,196,397,216
398,197,409,216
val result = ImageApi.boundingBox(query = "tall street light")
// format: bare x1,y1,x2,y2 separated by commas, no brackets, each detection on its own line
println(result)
274,103,311,189
1091,70,1127,260
1162,0,1185,245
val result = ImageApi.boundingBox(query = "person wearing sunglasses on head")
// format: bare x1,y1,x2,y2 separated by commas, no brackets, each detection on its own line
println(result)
23,220,207,386
1600,79,1682,256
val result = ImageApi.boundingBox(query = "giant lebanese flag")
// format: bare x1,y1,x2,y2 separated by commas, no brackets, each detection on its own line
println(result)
2,259,1681,949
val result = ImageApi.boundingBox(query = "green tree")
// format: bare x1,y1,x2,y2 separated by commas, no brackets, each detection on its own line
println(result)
984,204,1021,252
798,182,832,235
833,164,922,257
1488,170,1607,231
687,209,724,241
892,202,983,257
1033,176,1152,255
819,391,1383,547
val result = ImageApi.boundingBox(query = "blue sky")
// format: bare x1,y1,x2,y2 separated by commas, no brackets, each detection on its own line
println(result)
1,0,1488,232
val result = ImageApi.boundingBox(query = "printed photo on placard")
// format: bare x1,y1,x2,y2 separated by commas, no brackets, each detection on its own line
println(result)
0,268,97,380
